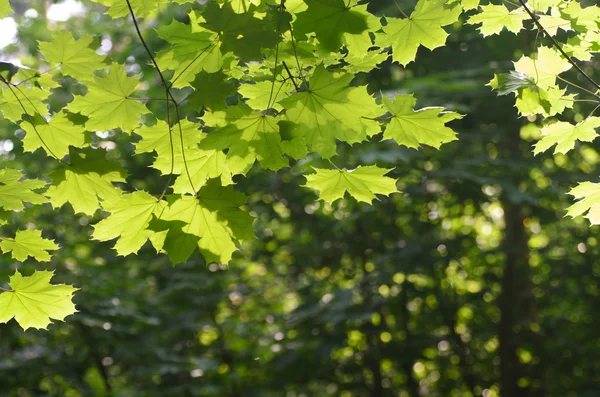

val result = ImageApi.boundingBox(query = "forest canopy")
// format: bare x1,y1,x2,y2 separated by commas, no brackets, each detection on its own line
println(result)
1,0,600,396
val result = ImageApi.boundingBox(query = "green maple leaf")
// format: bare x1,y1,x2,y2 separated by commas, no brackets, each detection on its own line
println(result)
68,63,149,132
21,112,87,158
156,20,222,88
158,180,254,264
200,2,279,61
188,71,236,110
567,182,600,224
382,94,461,149
92,191,167,255
238,80,294,111
0,229,58,262
90,0,168,19
468,4,527,37
201,104,289,174
45,148,126,215
537,7,572,36
38,31,105,80
461,0,479,11
293,0,369,52
171,147,233,194
534,117,600,155
513,46,571,90
0,85,49,122
0,0,12,18
228,0,261,13
562,1,600,31
134,119,204,175
515,85,574,117
380,0,461,66
529,0,561,13
304,166,398,204
0,169,47,211
279,65,380,158
0,270,77,331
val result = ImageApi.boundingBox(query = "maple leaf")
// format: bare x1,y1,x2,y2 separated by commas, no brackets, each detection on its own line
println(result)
537,7,572,36
188,71,236,110
90,0,168,19
68,63,149,132
0,85,49,122
45,148,126,215
382,94,461,149
293,0,369,52
171,147,233,194
562,1,600,31
528,0,561,13
534,117,600,155
304,166,398,204
0,0,12,18
134,119,204,175
0,229,58,262
567,182,600,224
155,20,222,88
229,0,260,13
239,79,294,111
514,86,575,117
513,46,571,90
468,4,527,37
461,0,479,11
0,169,47,211
380,0,461,66
21,112,86,158
38,31,105,80
201,104,289,174
92,191,167,255
157,180,254,264
200,2,279,61
279,65,381,158
0,270,77,330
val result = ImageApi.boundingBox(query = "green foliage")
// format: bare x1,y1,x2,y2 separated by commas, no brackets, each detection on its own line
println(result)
0,270,77,330
2,1,600,395
304,166,398,204
0,0,598,344
468,4,527,36
0,229,58,261
1,0,466,288
0,0,12,18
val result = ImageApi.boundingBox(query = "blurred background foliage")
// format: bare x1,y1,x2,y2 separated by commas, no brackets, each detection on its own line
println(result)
1,0,600,396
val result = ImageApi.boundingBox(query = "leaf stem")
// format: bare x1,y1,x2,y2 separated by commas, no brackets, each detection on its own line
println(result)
557,76,598,98
127,97,170,101
0,286,12,292
391,0,409,18
282,61,299,91
328,158,341,171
